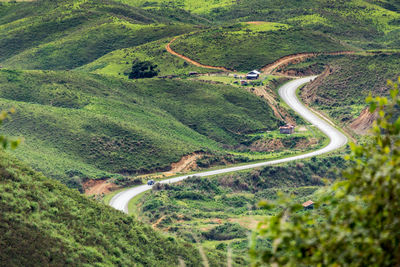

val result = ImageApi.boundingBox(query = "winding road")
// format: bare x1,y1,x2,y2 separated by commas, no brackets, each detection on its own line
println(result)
110,76,348,213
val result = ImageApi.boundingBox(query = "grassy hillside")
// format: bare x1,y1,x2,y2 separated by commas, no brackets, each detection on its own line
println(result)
79,38,217,77
2,0,399,72
127,0,400,72
123,0,400,45
0,150,225,266
170,23,349,71
0,0,202,70
282,53,400,125
136,155,347,264
0,69,279,190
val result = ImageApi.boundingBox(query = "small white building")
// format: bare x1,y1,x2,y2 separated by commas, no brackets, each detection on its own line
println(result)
246,70,260,80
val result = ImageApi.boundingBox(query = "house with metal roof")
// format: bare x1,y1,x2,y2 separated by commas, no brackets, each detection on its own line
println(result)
302,200,314,210
246,70,260,80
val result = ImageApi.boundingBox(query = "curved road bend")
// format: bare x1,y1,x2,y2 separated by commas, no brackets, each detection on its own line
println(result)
110,77,348,213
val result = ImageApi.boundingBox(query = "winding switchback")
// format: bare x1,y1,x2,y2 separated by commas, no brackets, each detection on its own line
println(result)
110,76,348,213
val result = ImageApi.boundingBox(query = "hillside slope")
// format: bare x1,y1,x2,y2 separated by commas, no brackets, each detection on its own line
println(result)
170,23,349,71
282,53,400,132
0,0,201,70
0,69,278,190
0,150,221,266
137,155,347,264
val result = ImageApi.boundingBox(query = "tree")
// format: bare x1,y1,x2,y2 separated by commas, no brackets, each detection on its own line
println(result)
250,77,400,266
128,59,159,79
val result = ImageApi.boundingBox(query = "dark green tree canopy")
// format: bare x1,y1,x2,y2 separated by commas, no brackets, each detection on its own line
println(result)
128,59,159,79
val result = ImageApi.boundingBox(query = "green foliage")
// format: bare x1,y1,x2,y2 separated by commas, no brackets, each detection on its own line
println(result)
0,69,276,188
137,156,346,262
171,27,348,71
0,0,196,70
0,108,20,149
203,223,248,241
295,53,400,123
128,59,159,79
0,151,210,266
250,78,400,266
79,38,216,77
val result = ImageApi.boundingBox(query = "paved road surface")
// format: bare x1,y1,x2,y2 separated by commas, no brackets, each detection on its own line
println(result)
109,77,348,213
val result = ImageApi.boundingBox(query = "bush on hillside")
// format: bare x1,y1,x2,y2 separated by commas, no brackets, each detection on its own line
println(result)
203,222,248,241
128,59,159,79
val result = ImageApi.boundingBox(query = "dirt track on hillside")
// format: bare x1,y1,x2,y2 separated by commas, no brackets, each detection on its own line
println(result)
261,51,357,75
167,35,357,75
166,37,231,72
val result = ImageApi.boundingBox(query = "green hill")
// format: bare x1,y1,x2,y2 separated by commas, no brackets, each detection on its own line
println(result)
280,53,400,127
169,23,349,71
0,0,203,70
0,149,223,266
1,0,399,264
0,69,278,190
136,0,400,71
79,38,217,77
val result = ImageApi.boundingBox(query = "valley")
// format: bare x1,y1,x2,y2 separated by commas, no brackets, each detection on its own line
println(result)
0,0,399,266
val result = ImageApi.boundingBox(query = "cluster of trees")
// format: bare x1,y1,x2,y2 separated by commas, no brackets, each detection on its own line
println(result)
128,59,159,79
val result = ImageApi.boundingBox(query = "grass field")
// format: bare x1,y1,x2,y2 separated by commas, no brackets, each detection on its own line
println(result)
79,38,216,77
0,69,281,190
0,0,202,70
170,25,349,71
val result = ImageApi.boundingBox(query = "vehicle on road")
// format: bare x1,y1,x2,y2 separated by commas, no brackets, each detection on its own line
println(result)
147,180,155,186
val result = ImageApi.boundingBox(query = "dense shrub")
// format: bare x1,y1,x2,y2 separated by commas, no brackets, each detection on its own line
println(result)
128,59,159,79
203,223,248,241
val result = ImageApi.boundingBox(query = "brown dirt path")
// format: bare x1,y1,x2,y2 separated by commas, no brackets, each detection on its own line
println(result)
261,51,357,75
152,215,166,229
166,37,231,72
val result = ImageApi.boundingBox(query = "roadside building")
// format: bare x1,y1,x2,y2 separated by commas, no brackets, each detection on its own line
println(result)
302,200,314,210
246,70,260,79
279,124,295,134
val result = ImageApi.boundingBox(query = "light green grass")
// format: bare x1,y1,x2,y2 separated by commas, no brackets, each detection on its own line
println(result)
79,38,215,77
113,0,233,14
0,69,280,190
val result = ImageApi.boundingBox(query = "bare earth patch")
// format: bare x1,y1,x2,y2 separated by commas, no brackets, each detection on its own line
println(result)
250,139,284,152
229,216,263,230
246,21,266,25
350,107,377,135
152,215,167,229
139,152,205,179
83,179,118,196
